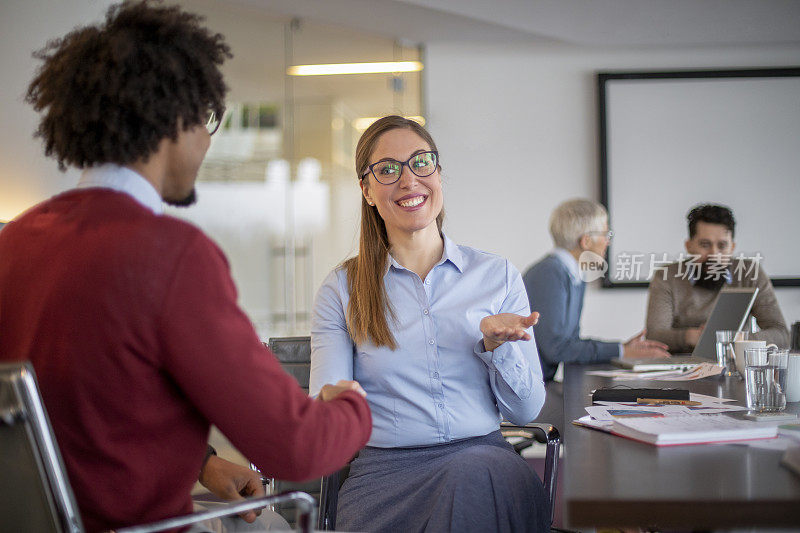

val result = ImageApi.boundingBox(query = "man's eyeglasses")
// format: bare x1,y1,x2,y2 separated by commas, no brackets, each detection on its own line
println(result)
584,230,614,241
362,151,439,185
205,109,224,136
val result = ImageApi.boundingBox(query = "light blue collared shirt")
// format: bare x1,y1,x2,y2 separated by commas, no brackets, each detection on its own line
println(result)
552,248,582,287
310,235,546,448
77,163,163,214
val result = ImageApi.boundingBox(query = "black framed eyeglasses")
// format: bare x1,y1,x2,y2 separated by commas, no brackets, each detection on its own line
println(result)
361,150,439,185
205,108,224,136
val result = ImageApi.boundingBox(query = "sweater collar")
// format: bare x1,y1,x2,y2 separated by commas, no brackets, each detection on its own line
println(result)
688,265,733,286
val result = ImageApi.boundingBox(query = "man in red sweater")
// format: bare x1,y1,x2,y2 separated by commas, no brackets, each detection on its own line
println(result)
0,2,371,532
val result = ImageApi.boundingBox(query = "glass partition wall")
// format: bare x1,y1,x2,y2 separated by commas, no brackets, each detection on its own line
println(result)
170,0,424,338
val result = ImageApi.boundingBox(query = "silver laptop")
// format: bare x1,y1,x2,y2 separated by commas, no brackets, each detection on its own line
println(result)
614,286,759,371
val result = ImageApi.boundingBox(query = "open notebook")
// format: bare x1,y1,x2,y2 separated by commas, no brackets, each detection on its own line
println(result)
614,286,759,371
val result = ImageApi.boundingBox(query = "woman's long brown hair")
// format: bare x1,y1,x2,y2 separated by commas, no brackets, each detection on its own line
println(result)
343,116,444,349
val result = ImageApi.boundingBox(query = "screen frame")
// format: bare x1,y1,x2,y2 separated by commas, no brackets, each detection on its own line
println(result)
598,67,800,289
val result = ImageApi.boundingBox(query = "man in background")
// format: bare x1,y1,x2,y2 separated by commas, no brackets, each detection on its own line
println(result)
646,204,789,352
0,2,371,531
523,199,668,427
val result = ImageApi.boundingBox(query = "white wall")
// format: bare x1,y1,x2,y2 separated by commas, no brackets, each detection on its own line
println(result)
425,41,800,342
0,0,113,221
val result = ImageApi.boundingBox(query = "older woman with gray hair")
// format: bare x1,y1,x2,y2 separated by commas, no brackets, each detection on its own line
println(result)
522,199,668,426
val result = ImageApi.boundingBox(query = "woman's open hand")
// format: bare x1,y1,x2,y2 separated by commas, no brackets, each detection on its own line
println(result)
480,312,540,352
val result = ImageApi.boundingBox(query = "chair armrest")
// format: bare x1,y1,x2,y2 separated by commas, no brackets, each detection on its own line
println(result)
112,491,317,533
500,421,561,528
500,421,560,445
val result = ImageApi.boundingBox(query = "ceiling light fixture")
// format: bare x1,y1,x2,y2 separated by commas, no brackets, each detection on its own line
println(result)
287,61,423,76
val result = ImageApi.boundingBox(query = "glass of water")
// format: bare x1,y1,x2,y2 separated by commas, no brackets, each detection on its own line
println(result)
745,347,789,411
715,330,738,377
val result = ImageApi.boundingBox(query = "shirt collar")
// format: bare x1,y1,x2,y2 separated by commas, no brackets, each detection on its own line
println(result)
77,163,163,214
552,247,582,286
385,233,464,275
441,234,465,273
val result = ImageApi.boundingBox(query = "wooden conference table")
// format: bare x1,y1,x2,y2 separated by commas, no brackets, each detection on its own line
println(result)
563,363,800,529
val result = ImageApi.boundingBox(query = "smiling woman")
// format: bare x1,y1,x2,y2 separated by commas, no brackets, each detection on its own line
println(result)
347,116,444,348
309,115,550,533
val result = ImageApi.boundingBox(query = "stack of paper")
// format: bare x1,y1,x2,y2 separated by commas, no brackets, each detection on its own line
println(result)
612,414,777,446
585,393,747,421
573,393,775,446
585,362,724,381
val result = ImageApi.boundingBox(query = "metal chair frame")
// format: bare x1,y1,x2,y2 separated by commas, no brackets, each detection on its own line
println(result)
115,491,316,533
0,361,316,533
1,362,83,533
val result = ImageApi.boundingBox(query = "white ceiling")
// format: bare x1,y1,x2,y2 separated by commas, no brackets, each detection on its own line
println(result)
231,0,800,48
185,0,800,139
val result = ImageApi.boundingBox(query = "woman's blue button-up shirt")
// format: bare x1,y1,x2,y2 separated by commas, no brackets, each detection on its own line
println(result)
310,235,546,448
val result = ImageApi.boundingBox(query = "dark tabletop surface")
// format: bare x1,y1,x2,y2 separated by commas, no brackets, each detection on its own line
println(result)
563,363,800,529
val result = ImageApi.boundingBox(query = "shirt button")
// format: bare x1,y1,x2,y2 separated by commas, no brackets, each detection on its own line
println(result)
438,403,444,409
425,279,431,285
423,309,429,315
428,339,435,345
433,372,439,379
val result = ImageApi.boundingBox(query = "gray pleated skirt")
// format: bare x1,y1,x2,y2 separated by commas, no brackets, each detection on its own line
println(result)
336,430,548,533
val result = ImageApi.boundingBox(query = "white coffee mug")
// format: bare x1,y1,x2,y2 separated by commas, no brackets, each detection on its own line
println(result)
733,340,777,376
786,352,800,403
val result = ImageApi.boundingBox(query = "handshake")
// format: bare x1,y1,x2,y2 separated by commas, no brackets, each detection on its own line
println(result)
319,380,367,401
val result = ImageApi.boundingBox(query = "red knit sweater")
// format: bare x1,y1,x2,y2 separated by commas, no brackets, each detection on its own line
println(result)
0,189,371,532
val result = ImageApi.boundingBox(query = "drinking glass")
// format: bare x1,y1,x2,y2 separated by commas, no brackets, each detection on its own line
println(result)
715,330,738,377
786,352,800,403
744,347,789,411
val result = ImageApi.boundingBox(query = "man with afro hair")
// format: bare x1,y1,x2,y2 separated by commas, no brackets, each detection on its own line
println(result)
0,2,372,531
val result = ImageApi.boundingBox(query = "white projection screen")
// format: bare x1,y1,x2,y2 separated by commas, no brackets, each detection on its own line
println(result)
598,68,800,288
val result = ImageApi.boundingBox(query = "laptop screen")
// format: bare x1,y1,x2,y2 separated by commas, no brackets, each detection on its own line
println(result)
690,287,759,359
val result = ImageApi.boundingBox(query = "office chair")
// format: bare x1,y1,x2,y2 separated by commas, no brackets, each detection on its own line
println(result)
0,361,317,533
260,337,325,528
267,336,562,531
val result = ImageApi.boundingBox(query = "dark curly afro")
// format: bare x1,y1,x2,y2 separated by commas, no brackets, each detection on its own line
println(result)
25,0,231,170
687,204,736,239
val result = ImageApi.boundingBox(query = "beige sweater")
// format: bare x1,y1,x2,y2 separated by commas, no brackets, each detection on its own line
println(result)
646,260,790,353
